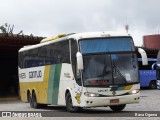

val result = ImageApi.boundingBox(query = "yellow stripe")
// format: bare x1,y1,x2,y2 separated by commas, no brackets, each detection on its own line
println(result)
37,65,50,103
19,65,51,104
125,85,132,90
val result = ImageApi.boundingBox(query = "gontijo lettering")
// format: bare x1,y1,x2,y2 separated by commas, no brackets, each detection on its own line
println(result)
29,70,42,78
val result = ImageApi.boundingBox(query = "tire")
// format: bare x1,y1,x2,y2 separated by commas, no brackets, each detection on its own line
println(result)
29,93,33,108
109,104,126,112
27,91,31,103
40,104,47,108
31,92,41,109
149,81,157,89
65,92,81,112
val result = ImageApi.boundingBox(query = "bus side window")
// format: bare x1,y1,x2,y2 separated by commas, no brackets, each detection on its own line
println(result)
70,39,81,85
61,40,70,63
18,52,24,68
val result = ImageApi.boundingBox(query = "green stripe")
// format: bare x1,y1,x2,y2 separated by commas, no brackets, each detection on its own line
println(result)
110,86,125,91
110,87,118,91
52,64,62,104
117,86,125,90
48,65,56,104
48,64,62,104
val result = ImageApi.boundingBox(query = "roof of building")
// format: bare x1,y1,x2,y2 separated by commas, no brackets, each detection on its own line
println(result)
0,33,45,55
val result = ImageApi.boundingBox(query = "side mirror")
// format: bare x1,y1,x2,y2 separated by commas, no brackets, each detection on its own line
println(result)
138,48,148,65
151,63,156,70
76,52,84,70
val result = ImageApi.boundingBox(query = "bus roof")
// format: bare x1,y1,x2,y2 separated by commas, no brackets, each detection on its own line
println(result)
19,31,131,52
67,31,130,40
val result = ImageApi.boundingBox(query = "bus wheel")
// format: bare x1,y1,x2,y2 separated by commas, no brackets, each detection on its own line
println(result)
27,91,31,103
29,94,33,108
40,104,47,108
149,81,157,89
109,104,126,112
65,92,81,112
32,92,40,109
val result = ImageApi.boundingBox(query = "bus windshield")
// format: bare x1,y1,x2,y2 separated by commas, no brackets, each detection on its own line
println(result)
83,53,138,86
79,37,138,86
79,37,135,54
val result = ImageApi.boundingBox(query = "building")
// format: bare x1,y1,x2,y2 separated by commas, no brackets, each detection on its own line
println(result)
143,34,160,49
0,33,44,98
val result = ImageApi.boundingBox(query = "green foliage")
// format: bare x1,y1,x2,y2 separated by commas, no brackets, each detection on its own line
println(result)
0,23,8,33
0,23,23,35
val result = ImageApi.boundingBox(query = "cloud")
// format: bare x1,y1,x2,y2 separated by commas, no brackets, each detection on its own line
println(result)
0,0,159,46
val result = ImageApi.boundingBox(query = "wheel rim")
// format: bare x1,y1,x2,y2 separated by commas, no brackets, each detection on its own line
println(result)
32,93,37,107
151,83,156,89
29,95,33,108
27,93,30,102
150,82,156,89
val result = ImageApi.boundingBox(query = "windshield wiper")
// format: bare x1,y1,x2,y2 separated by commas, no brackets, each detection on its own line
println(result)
98,57,110,79
112,60,127,84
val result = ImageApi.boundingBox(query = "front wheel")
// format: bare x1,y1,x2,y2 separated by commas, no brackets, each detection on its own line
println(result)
65,92,82,112
109,104,126,112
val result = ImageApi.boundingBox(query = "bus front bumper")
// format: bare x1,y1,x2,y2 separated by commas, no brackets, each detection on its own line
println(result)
80,93,140,107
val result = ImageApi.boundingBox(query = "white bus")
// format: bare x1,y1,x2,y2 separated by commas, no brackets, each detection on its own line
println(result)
18,31,147,112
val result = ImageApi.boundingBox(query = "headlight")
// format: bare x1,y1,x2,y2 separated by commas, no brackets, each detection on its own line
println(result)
84,92,99,97
130,89,140,94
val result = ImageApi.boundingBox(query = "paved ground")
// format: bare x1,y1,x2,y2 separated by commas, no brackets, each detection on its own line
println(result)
0,89,160,120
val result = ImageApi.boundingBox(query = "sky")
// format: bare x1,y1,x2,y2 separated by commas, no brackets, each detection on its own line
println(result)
0,0,159,46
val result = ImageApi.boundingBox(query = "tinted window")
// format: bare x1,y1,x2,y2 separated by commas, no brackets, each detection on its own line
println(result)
19,40,70,68
79,37,134,54
70,40,78,77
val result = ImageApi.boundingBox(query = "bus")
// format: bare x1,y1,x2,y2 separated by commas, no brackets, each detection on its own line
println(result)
138,58,157,89
18,31,148,112
156,50,160,89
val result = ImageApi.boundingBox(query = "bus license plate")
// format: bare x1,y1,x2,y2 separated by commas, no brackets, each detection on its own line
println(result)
110,99,119,103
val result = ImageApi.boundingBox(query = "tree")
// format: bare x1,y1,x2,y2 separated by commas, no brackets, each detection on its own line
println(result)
0,23,23,35
0,23,8,33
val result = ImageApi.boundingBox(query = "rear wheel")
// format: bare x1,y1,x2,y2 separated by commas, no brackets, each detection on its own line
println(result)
40,104,47,108
27,91,31,103
31,92,41,109
109,104,126,112
65,92,82,112
28,93,33,108
149,81,157,89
